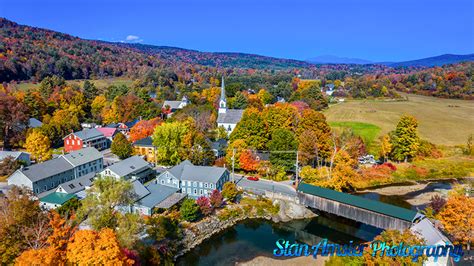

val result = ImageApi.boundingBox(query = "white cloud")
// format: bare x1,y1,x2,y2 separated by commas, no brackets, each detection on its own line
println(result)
126,35,140,41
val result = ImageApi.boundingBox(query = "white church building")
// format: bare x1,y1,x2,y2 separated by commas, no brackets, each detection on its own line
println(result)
216,77,244,134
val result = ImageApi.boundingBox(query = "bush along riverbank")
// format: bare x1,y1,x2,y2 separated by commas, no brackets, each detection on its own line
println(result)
174,196,316,259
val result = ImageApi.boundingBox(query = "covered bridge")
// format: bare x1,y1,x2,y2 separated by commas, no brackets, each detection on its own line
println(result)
297,183,423,230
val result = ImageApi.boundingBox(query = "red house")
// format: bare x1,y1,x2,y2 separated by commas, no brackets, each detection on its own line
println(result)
63,128,107,153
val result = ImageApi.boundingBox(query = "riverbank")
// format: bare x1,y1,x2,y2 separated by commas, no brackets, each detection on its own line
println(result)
174,197,316,260
237,255,328,266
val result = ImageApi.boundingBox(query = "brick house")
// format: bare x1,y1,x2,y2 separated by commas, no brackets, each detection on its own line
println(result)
63,128,107,153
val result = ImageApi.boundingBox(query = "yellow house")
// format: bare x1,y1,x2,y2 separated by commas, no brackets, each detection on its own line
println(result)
133,136,157,164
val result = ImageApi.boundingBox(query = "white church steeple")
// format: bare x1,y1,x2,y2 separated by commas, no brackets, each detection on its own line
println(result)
218,76,227,114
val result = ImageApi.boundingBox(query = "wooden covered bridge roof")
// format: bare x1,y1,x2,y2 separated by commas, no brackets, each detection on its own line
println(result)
297,183,418,222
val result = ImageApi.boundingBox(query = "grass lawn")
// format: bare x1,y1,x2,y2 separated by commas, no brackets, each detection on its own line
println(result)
329,121,381,150
324,94,474,146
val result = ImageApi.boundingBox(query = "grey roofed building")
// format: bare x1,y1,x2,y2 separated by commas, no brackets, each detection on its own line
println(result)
162,100,182,110
16,158,73,183
61,147,102,167
68,128,104,141
0,151,31,165
28,118,43,128
168,160,193,179
56,172,95,194
137,182,181,209
216,109,244,124
181,165,227,184
104,156,151,177
131,179,150,200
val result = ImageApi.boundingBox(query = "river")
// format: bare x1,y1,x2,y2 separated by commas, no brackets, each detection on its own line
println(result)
176,181,454,265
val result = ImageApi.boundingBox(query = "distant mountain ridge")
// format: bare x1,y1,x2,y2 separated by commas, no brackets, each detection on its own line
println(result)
386,54,474,67
306,55,372,65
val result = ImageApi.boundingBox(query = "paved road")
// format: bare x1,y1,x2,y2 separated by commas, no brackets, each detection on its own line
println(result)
233,174,297,197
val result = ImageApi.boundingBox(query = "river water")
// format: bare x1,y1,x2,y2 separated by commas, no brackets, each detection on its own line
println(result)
176,182,453,266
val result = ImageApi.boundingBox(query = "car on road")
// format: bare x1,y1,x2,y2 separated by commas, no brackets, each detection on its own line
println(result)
247,176,259,181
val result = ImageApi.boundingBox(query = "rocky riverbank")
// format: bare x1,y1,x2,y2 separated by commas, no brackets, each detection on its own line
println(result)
174,198,315,259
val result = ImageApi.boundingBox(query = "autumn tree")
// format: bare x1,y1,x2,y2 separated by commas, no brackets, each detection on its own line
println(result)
0,92,29,149
129,117,162,142
239,149,259,172
0,186,48,264
222,182,240,203
437,193,474,249
111,133,133,159
180,198,200,222
209,189,223,208
262,103,299,137
391,115,420,162
225,139,248,169
0,156,22,177
146,215,181,242
66,229,134,265
296,109,332,167
152,121,187,165
25,129,52,162
379,134,392,162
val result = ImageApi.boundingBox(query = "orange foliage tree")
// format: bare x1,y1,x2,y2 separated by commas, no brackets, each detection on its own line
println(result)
66,228,134,265
239,149,259,172
129,117,162,142
436,194,474,249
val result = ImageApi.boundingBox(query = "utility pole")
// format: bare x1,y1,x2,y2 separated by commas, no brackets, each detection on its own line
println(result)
232,148,235,183
295,151,299,185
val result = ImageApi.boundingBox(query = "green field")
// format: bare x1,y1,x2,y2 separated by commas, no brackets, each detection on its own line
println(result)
15,78,134,91
324,94,474,146
330,121,381,149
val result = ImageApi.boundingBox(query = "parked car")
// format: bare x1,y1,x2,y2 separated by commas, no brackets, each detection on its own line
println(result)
247,176,259,181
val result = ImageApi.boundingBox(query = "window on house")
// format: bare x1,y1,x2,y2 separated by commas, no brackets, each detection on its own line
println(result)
204,183,208,188
193,188,197,195
193,182,197,187
188,181,191,186
69,184,75,189
161,180,165,184
210,183,214,189
199,189,203,195
199,182,203,188
187,188,191,193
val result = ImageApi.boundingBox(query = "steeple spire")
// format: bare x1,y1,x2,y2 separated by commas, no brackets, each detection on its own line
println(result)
218,76,227,114
220,76,225,101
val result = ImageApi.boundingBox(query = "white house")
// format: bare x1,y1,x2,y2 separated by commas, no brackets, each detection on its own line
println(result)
216,77,244,134
100,155,155,183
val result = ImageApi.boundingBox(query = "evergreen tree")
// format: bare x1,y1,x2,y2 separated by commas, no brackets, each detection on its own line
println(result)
233,92,248,109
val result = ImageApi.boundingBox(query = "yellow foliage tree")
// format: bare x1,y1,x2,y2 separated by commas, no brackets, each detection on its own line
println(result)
66,229,133,265
436,194,474,249
379,134,392,162
25,129,52,162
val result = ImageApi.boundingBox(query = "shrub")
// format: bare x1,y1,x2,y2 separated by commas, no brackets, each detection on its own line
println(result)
217,207,242,221
209,189,223,208
179,198,200,222
196,196,212,216
222,182,241,202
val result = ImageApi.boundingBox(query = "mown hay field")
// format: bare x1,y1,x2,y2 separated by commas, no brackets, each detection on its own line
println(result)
324,94,474,146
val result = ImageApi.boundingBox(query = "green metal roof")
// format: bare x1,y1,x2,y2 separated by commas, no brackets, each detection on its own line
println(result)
40,192,77,205
297,183,418,222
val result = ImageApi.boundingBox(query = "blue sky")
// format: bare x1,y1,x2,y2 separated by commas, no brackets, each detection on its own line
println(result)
1,0,473,61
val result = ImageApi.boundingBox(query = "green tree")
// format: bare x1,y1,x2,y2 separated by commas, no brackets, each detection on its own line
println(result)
232,91,248,109
83,80,98,102
391,115,420,162
268,128,297,171
111,133,132,159
116,212,144,249
221,182,241,203
152,122,188,165
229,108,268,149
78,176,135,230
180,198,200,222
146,215,181,242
